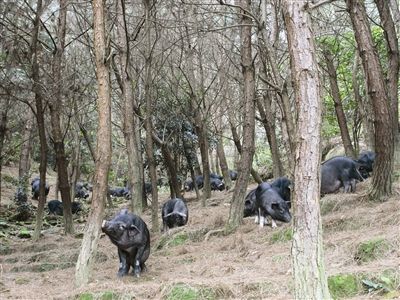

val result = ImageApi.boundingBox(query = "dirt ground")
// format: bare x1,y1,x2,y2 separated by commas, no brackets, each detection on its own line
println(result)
0,167,399,299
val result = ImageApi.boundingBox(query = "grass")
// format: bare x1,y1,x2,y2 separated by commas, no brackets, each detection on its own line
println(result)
270,228,293,243
165,284,215,300
328,273,361,299
354,238,390,263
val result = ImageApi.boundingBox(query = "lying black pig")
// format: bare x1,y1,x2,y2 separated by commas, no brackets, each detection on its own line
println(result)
101,209,150,277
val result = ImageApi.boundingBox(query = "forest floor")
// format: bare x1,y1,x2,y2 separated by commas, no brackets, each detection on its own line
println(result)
0,166,399,300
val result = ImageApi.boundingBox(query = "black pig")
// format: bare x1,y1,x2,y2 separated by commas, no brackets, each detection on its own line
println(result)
102,209,150,277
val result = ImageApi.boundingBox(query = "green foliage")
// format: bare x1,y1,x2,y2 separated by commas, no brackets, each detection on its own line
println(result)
165,284,215,300
328,274,361,299
100,291,116,300
354,238,390,263
270,228,293,243
77,293,94,300
169,233,188,247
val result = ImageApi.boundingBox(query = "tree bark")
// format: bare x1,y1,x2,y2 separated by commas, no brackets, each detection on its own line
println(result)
49,0,73,234
30,0,48,242
229,120,262,183
374,0,400,176
347,0,394,200
75,0,111,286
116,0,144,213
227,0,256,229
282,1,331,299
0,101,9,207
323,49,356,158
18,112,34,187
143,0,159,232
352,53,375,150
256,93,284,177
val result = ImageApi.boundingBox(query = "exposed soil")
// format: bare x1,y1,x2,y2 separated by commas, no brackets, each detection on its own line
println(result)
0,167,399,299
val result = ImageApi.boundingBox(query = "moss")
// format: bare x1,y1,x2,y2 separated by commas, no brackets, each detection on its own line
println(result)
100,291,116,300
165,284,216,300
17,228,31,238
77,293,94,300
354,238,389,263
169,233,188,246
270,228,293,243
328,274,361,299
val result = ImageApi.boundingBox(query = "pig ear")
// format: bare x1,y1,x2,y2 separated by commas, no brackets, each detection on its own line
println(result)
128,224,141,237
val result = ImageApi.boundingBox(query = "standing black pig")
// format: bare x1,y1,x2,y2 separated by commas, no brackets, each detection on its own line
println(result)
161,198,189,232
255,182,291,228
101,209,150,277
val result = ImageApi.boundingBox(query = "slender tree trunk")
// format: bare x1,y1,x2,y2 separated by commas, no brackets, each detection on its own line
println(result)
30,0,48,242
374,0,400,175
352,53,375,150
323,49,356,158
18,112,34,188
256,93,283,177
216,135,232,190
227,0,256,229
347,0,394,200
0,103,8,207
229,120,262,183
143,0,158,232
282,1,331,299
69,126,80,202
49,0,73,234
116,0,143,213
75,0,111,286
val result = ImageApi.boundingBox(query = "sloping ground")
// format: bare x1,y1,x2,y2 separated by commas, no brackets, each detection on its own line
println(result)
0,175,399,299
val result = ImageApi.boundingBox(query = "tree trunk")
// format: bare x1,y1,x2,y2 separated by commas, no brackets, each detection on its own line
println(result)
229,120,262,183
352,53,375,150
69,124,80,202
49,0,73,234
75,0,112,286
116,0,144,213
347,0,394,200
216,137,232,190
196,123,211,205
30,0,48,242
374,0,400,176
0,102,8,206
256,93,283,177
323,49,356,158
227,0,256,229
143,0,159,232
18,112,34,188
282,1,331,299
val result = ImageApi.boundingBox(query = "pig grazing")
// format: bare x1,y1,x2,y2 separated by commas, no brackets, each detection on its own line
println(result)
161,198,189,232
255,182,291,228
101,209,150,277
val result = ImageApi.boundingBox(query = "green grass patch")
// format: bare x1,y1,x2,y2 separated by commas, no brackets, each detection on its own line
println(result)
77,293,94,300
165,284,215,300
169,233,189,246
100,291,116,300
328,273,361,299
354,238,390,263
270,228,293,243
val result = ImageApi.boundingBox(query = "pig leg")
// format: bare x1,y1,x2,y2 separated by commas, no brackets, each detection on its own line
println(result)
133,245,148,277
117,249,129,277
